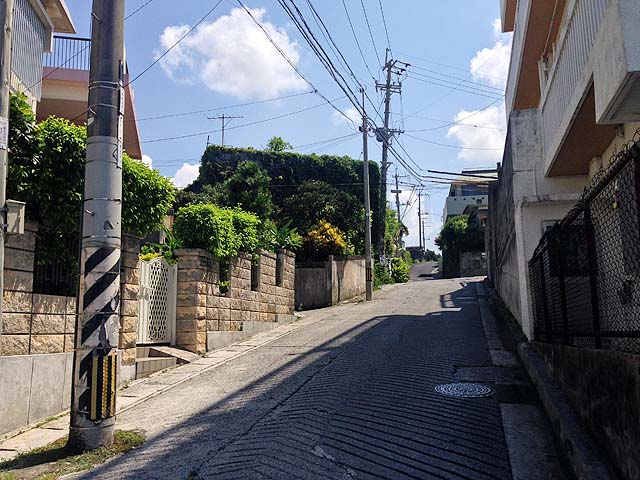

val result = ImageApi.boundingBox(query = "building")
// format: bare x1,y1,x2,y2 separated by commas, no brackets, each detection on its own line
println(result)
441,168,496,222
489,2,640,478
38,34,143,159
9,0,75,110
490,0,640,339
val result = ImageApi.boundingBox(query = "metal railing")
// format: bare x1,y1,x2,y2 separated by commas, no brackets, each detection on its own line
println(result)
539,0,609,165
529,130,640,354
42,35,91,71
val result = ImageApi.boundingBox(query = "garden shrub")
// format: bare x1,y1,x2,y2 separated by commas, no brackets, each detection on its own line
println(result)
122,155,175,238
173,203,260,258
301,221,354,261
391,257,410,283
374,261,393,289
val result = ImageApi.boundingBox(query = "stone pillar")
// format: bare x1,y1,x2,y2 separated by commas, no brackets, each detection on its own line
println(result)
119,234,141,370
259,250,277,323
227,252,250,332
276,249,296,319
0,221,36,355
175,249,213,354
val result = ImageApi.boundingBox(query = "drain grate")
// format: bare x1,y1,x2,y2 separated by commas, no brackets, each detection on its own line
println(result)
434,383,493,398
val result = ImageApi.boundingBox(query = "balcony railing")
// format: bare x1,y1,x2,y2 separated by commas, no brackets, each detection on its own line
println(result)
539,0,609,165
42,35,91,71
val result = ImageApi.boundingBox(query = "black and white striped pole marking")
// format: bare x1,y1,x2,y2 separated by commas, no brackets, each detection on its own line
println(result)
69,0,125,451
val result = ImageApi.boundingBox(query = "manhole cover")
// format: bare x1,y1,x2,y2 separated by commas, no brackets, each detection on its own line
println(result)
434,383,493,398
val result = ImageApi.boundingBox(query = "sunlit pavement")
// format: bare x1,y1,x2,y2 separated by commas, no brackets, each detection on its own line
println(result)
72,275,565,480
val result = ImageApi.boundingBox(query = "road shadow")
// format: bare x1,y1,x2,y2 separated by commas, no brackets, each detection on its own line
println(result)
75,281,513,480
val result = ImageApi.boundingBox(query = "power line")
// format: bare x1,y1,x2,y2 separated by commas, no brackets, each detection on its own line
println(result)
133,91,315,122
405,132,503,151
236,0,355,124
402,97,504,131
294,133,359,150
406,75,504,100
359,0,382,67
409,67,504,92
340,0,375,81
125,0,224,87
125,0,156,19
378,0,392,54
142,96,345,144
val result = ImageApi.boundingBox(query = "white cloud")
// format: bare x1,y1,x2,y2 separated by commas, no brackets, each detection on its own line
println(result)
446,18,512,163
156,8,307,99
331,106,360,129
446,103,507,163
172,163,200,188
141,154,153,169
469,18,512,90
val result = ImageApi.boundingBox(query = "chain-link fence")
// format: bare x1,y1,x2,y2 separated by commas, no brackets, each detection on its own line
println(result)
529,130,640,354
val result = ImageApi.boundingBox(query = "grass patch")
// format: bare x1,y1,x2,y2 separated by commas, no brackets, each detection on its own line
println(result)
0,430,144,480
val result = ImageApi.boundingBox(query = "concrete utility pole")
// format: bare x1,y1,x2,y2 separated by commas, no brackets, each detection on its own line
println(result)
375,49,405,261
0,0,15,335
360,88,373,301
391,171,402,257
208,114,243,147
69,0,125,451
417,190,423,254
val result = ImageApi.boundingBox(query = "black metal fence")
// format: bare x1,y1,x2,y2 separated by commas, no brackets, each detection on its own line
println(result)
33,232,79,297
529,131,640,354
42,35,91,71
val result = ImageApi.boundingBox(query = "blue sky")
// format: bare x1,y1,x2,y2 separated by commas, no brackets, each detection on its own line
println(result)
63,0,511,251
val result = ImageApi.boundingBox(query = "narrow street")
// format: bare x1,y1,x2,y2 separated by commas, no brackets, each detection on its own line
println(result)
72,269,565,480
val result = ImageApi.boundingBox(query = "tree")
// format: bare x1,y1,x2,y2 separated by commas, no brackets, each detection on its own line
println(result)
281,180,365,252
384,208,408,257
222,161,273,219
266,136,292,152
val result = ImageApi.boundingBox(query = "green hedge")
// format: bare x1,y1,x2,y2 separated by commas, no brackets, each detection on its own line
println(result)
173,203,260,258
7,93,175,240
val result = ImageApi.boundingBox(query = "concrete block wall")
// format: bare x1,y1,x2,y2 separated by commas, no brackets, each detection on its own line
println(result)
0,221,76,356
295,255,363,310
175,249,296,354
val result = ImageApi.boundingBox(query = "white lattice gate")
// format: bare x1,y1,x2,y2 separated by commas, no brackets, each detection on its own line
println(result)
137,257,177,345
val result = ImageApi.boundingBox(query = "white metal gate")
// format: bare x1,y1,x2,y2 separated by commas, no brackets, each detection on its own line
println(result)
137,257,177,345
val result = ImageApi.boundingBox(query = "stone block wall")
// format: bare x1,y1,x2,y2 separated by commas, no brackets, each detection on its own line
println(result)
0,221,76,356
119,235,142,368
175,249,296,354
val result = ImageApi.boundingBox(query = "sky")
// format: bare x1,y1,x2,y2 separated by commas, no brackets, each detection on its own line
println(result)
63,0,512,252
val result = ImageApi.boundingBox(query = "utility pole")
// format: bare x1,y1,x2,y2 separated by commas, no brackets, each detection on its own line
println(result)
208,114,243,147
417,190,423,256
69,0,125,451
360,88,373,301
390,171,402,257
375,49,406,261
0,0,15,336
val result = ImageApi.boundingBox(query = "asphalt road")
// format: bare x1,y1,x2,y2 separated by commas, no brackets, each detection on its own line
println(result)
74,277,565,480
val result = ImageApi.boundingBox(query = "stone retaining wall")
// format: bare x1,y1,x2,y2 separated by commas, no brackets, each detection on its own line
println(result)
175,249,295,354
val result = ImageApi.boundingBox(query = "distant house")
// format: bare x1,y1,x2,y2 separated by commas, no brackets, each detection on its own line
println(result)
441,168,496,222
39,35,143,159
9,0,75,109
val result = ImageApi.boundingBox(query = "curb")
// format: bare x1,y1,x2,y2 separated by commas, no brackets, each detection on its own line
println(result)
486,286,614,480
517,343,614,480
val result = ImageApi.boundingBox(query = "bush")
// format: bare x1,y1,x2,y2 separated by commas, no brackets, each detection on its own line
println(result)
374,261,393,289
173,203,260,258
123,155,175,237
391,257,410,283
301,221,354,261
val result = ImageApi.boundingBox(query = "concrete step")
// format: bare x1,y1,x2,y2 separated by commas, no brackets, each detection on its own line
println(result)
135,357,177,379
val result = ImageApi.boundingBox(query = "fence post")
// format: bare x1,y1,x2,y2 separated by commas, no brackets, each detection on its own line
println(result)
583,207,602,348
538,255,552,343
555,235,570,345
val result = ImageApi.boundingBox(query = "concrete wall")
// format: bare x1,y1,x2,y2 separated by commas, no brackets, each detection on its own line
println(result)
490,109,586,339
175,249,295,354
295,256,365,310
535,342,640,480
0,352,73,437
459,252,486,277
